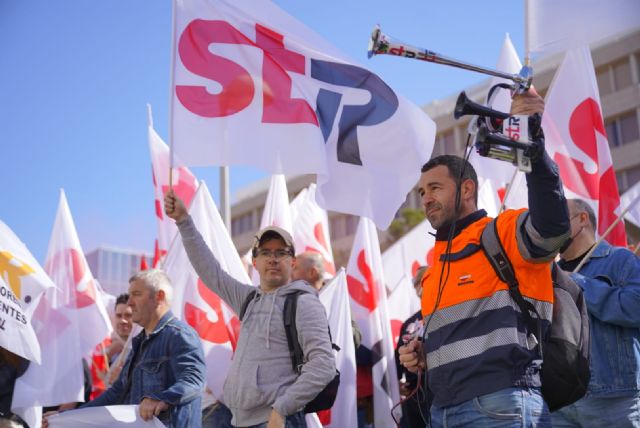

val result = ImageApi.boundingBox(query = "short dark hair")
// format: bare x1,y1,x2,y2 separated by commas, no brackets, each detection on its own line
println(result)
569,199,597,231
421,155,478,204
251,231,293,258
115,293,129,310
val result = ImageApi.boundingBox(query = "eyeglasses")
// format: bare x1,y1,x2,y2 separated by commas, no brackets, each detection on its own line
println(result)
256,249,292,260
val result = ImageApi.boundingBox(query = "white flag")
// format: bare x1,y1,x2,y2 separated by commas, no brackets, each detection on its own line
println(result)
13,190,113,428
318,269,358,428
470,33,526,211
250,174,294,284
164,181,249,399
620,181,640,228
527,0,640,55
290,183,336,276
170,0,435,229
382,220,433,346
347,217,400,426
542,47,627,246
148,105,198,265
47,405,164,428
0,220,56,363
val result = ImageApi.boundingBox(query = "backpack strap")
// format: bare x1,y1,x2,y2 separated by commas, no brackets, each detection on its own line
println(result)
284,291,305,373
480,217,544,357
283,291,340,375
238,289,258,321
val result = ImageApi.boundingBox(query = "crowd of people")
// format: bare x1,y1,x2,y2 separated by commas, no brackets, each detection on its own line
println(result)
1,89,638,428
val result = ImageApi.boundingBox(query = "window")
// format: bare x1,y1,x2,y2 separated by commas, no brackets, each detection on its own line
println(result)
232,212,253,235
626,167,640,192
620,111,639,145
618,165,640,193
605,120,620,147
595,66,612,96
613,58,632,91
606,110,639,148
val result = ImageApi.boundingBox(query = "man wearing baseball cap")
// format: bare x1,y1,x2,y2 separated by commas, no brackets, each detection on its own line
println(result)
165,189,335,428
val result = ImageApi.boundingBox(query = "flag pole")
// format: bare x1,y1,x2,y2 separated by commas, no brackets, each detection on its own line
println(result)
220,167,231,232
634,244,640,255
573,197,640,272
168,0,178,190
499,169,519,213
524,0,531,66
160,181,203,269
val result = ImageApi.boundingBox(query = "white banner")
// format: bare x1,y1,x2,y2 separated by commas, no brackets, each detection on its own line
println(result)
47,405,164,428
542,47,627,246
170,0,435,229
0,276,40,364
0,220,56,363
318,269,358,428
290,183,336,276
621,181,640,228
148,105,198,265
13,190,113,428
382,220,433,347
527,0,640,55
347,217,400,426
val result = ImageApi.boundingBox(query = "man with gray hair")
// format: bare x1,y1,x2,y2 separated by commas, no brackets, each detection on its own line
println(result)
552,198,640,427
291,251,326,291
44,269,206,428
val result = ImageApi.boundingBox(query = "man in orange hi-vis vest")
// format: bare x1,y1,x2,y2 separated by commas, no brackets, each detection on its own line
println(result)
399,89,570,428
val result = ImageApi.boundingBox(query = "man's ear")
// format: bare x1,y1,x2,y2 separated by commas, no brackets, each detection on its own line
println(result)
156,289,166,304
461,178,476,203
252,257,257,268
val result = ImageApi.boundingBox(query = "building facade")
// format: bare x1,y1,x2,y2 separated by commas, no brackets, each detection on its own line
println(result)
86,246,152,296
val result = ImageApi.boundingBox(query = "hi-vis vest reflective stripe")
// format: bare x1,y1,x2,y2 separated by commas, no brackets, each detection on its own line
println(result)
420,209,553,399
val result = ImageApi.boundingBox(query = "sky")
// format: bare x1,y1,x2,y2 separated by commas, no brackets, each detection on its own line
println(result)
0,0,526,263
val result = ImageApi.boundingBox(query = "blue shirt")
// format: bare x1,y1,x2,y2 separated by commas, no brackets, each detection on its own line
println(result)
565,242,640,396
83,311,206,427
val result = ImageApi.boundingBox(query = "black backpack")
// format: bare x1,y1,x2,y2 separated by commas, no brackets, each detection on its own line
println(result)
239,289,340,413
480,218,591,412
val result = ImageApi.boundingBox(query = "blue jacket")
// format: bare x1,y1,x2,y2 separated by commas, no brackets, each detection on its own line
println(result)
83,311,206,427
569,242,640,396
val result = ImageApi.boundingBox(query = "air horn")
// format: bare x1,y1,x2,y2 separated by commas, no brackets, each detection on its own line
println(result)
368,25,543,172
367,25,533,93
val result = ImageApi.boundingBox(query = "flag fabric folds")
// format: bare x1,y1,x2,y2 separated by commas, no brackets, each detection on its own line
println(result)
170,0,435,229
469,33,529,212
347,217,401,426
290,183,336,276
163,181,248,400
250,174,294,284
542,47,627,246
527,0,640,56
317,268,358,428
148,104,198,266
382,220,433,346
0,220,56,363
620,181,640,228
13,190,113,428
47,405,164,428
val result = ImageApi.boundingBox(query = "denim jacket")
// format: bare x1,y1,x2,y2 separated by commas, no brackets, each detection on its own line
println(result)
83,311,206,427
569,241,640,396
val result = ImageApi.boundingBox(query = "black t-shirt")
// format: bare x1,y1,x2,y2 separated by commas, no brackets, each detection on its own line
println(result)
559,245,594,272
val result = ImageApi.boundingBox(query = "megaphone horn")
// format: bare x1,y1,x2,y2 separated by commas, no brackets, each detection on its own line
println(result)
454,91,510,120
